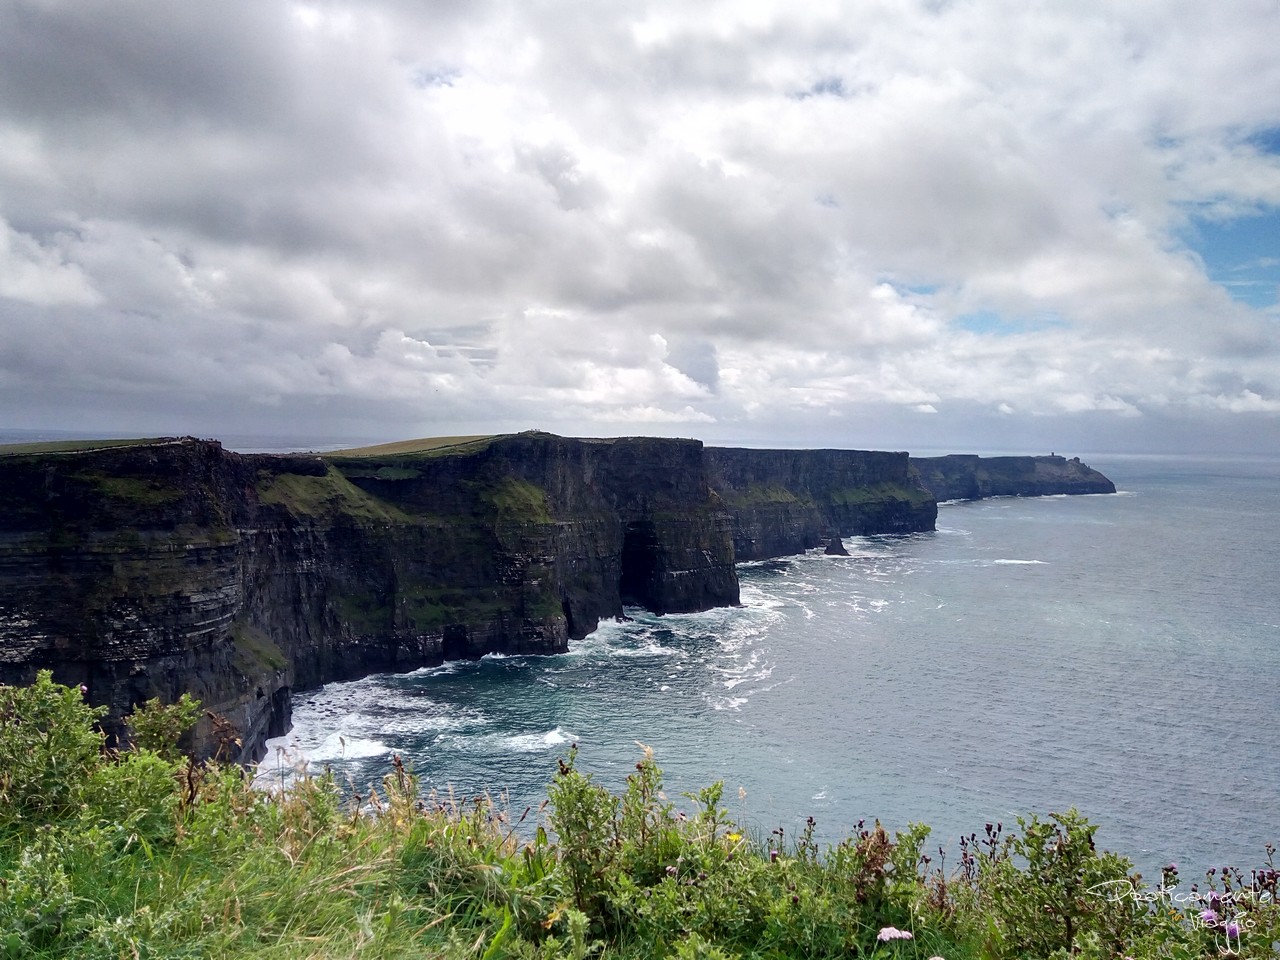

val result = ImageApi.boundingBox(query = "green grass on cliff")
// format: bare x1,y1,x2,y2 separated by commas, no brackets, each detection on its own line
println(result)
478,476,553,523
232,623,289,673
830,482,935,506
74,472,186,506
722,482,933,508
325,435,497,458
255,465,411,521
0,437,168,457
720,484,812,507
2,673,1277,960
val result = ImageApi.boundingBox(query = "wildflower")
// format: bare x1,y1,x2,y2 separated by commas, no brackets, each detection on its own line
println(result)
665,865,678,878
877,926,913,942
726,832,742,842
1225,921,1239,938
770,850,778,863
1200,908,1218,924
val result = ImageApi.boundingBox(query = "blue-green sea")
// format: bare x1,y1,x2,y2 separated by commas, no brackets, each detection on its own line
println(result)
261,455,1280,878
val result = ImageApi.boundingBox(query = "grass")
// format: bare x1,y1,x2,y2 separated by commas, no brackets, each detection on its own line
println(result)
255,465,412,522
3,673,1278,959
325,435,498,458
75,473,185,506
233,623,289,673
719,484,811,507
0,437,170,457
721,482,933,508
478,476,553,523
830,482,936,506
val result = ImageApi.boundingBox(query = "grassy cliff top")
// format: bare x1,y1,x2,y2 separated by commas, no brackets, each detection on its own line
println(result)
324,435,499,458
0,437,172,457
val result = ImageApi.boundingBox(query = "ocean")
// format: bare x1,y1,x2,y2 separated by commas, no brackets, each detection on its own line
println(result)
258,454,1280,879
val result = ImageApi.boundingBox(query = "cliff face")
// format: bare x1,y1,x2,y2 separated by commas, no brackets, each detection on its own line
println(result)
911,454,1116,501
0,434,1113,762
705,447,937,561
0,434,739,760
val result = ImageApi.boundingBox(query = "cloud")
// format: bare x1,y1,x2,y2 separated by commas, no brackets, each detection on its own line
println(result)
1,0,1279,452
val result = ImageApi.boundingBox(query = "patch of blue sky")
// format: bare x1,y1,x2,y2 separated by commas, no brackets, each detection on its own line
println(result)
1180,208,1280,309
953,310,1067,335
1246,126,1280,155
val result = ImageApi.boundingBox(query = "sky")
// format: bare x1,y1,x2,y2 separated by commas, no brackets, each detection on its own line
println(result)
2,0,1279,455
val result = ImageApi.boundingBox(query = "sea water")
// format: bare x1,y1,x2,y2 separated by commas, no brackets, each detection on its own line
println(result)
260,455,1280,878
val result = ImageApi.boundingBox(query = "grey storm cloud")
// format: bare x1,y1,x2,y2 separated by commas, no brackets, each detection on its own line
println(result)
1,0,1279,452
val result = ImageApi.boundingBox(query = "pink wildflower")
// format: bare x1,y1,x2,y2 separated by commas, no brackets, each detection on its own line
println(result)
877,926,913,942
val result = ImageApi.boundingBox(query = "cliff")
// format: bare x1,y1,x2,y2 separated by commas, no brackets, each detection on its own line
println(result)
0,434,1112,762
910,454,1117,501
704,447,936,560
0,433,741,760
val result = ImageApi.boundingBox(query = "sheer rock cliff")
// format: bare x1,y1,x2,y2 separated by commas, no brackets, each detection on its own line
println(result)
0,434,1110,760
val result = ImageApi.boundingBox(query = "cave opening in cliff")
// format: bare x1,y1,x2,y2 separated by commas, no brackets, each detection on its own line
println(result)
619,521,660,611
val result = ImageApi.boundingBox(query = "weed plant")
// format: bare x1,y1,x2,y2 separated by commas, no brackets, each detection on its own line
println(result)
1,672,1277,958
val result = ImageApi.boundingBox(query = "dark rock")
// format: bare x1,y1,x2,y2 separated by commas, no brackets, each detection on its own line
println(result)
824,537,850,556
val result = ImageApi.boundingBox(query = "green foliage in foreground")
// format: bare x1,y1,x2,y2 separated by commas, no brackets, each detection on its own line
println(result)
2,673,1278,959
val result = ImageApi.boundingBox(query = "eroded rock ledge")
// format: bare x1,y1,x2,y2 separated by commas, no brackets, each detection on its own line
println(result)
0,433,1109,760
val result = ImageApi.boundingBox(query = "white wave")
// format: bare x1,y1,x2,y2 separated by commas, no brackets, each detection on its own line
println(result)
992,559,1047,565
503,726,576,753
611,641,682,658
293,732,392,762
402,660,465,678
713,696,748,711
